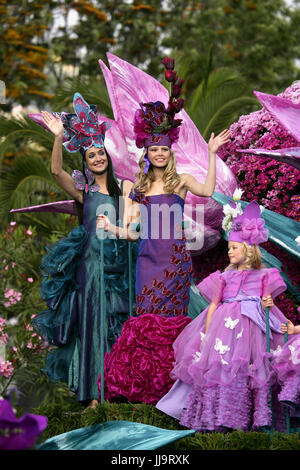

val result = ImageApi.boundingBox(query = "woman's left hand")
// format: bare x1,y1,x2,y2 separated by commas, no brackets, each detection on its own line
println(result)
262,295,274,310
96,215,111,232
208,129,231,154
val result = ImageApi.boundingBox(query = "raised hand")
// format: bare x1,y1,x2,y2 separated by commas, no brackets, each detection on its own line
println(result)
41,110,64,138
208,129,231,154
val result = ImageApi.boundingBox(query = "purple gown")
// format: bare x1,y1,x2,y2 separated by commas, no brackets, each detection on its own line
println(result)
156,267,289,431
101,191,192,404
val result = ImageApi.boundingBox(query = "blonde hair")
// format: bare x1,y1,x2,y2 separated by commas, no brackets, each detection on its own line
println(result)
225,242,264,271
133,149,181,194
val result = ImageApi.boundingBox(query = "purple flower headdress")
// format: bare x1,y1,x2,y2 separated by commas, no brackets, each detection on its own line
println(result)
57,92,111,154
31,93,113,192
133,57,185,173
222,190,269,246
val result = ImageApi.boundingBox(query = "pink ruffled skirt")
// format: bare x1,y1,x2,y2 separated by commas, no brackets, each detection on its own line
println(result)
157,302,287,431
99,313,191,404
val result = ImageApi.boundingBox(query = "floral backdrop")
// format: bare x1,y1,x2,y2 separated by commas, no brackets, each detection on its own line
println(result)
193,81,300,324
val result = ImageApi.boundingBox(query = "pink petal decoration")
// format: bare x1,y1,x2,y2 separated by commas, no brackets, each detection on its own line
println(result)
254,90,300,143
238,147,300,171
10,200,78,216
99,53,237,253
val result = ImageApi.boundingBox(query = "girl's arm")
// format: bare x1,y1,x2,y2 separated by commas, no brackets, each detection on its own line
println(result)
205,301,218,333
182,129,231,197
281,320,300,335
42,111,83,203
262,295,274,310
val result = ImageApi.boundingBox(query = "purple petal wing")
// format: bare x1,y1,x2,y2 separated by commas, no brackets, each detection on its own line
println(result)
254,90,300,143
72,169,85,190
89,184,100,192
238,146,300,170
84,167,95,186
10,200,78,216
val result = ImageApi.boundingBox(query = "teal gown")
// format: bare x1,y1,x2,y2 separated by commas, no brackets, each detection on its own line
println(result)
32,184,133,402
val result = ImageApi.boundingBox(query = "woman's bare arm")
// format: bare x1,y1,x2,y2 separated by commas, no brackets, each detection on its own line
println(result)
182,129,231,197
42,111,83,203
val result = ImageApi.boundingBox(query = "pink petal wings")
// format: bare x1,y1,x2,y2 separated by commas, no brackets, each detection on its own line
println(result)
254,90,300,143
99,53,237,253
238,147,300,171
10,201,78,216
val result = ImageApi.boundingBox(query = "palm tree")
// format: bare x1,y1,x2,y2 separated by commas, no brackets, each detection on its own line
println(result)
0,115,79,231
175,47,260,140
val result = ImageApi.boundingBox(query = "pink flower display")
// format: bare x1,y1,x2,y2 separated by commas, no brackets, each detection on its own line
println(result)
218,82,300,220
3,289,22,307
194,83,299,323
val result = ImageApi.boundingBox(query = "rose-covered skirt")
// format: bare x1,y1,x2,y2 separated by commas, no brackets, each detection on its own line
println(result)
99,313,191,404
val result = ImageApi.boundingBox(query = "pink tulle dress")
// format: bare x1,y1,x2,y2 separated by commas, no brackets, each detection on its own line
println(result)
156,267,289,431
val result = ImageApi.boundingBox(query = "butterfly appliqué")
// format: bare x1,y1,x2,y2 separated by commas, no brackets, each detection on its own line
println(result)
214,338,230,355
193,351,202,363
224,317,239,330
72,168,100,193
288,338,300,364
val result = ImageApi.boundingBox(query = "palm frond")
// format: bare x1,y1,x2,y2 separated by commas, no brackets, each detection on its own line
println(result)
0,114,81,170
51,76,113,118
186,74,260,139
0,154,68,222
202,96,260,140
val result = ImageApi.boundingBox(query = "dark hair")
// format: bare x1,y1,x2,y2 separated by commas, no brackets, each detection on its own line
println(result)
76,147,123,223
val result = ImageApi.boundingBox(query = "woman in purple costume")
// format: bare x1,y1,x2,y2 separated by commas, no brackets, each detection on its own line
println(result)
156,199,290,431
96,58,231,404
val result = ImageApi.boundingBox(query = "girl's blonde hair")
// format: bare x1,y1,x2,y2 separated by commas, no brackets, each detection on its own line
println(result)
133,149,181,194
225,241,264,271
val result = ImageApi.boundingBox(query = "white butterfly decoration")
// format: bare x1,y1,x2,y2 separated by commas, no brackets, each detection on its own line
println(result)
220,356,229,365
236,328,244,339
214,338,230,355
200,331,205,341
288,338,300,364
193,351,202,363
224,317,239,330
270,345,282,356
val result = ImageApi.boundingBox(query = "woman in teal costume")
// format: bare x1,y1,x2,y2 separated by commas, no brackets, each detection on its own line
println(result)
31,94,134,408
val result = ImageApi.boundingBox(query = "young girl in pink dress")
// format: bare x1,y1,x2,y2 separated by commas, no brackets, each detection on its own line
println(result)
156,199,289,431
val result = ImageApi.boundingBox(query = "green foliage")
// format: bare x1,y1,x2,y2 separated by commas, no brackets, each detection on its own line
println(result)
183,65,260,139
0,219,76,406
52,76,113,119
33,400,300,450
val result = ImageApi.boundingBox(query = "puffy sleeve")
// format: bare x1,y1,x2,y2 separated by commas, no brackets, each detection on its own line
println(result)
261,268,287,299
196,270,225,304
